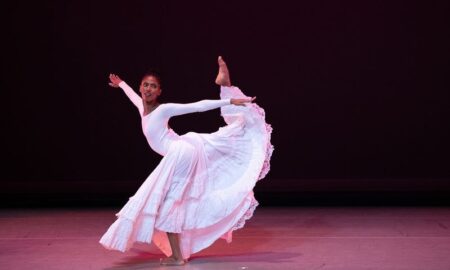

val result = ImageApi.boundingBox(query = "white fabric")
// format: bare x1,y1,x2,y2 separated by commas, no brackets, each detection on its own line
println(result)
99,82,273,259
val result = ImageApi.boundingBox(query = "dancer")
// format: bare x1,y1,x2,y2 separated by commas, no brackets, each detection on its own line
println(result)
99,56,273,266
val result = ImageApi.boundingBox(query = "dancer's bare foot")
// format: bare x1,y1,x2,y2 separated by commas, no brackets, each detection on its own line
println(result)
160,256,186,266
215,56,232,87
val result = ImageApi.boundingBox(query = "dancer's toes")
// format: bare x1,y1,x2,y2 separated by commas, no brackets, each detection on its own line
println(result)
218,56,226,67
215,56,231,87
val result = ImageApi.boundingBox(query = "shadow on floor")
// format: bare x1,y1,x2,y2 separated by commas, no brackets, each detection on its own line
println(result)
104,251,302,269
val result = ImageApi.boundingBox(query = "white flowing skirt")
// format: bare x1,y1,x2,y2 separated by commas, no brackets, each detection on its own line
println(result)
99,86,274,259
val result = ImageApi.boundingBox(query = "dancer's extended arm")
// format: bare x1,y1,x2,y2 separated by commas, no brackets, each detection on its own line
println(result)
109,74,144,114
161,99,230,118
118,81,143,113
161,97,256,118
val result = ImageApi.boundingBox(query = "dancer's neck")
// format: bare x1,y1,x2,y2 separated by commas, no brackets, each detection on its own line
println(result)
143,100,160,116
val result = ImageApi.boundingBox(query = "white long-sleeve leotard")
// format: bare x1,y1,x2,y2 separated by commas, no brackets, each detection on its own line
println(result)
118,81,231,156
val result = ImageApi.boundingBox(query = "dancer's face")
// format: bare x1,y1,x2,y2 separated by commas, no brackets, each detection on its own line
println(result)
140,76,161,102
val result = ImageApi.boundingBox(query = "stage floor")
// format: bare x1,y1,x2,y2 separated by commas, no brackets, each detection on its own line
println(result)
1,207,449,270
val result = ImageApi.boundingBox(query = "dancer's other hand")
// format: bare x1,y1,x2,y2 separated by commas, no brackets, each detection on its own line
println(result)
231,97,256,106
108,73,123,88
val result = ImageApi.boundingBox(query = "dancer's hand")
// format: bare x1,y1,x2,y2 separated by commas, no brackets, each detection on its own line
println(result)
108,73,123,88
231,97,256,106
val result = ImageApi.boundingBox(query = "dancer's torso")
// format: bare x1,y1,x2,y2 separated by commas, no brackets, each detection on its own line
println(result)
141,105,179,156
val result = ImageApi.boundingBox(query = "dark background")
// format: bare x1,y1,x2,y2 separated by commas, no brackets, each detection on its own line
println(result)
2,1,449,206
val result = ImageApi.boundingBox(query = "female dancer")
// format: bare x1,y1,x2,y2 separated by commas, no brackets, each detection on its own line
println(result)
99,56,273,265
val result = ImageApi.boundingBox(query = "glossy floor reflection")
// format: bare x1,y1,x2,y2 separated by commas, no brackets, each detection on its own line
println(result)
1,207,450,270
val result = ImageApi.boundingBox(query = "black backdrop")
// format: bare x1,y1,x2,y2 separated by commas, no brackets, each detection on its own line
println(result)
2,1,450,206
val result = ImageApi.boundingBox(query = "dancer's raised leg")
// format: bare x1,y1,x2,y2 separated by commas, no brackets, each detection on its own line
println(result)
215,56,232,87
